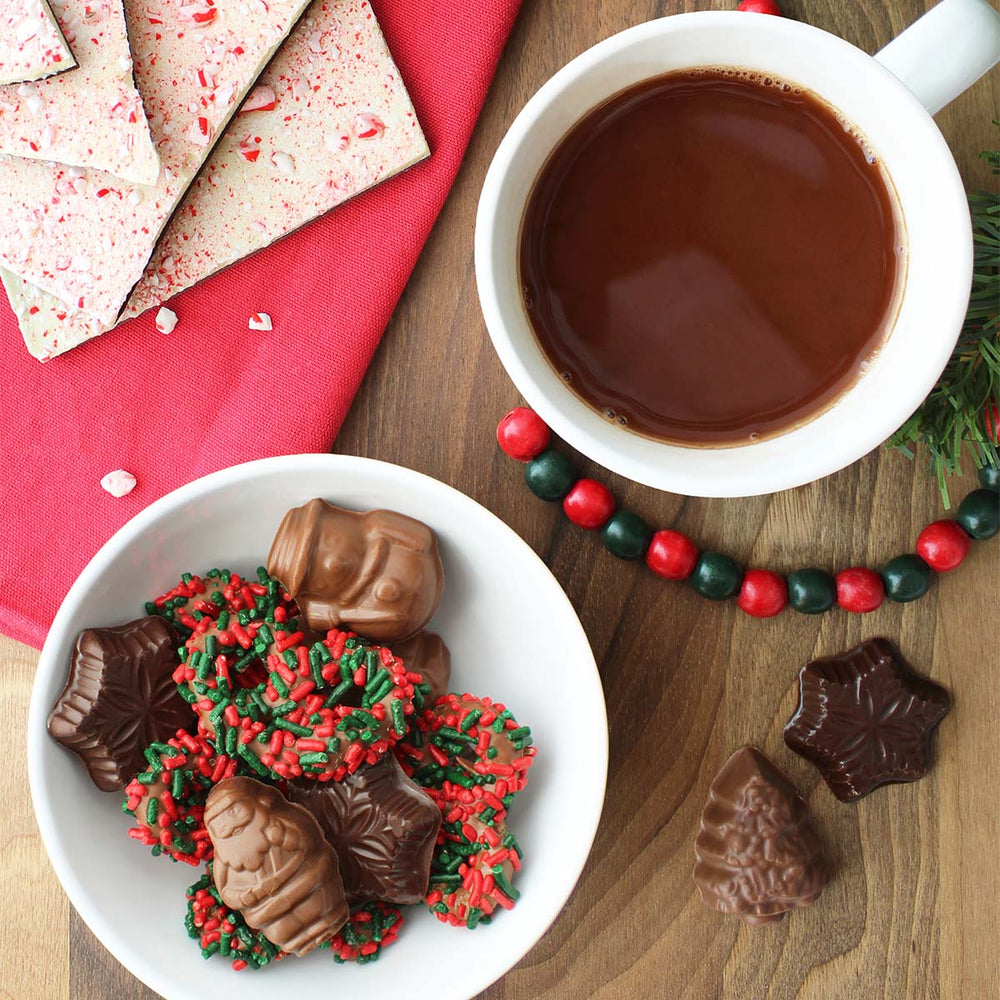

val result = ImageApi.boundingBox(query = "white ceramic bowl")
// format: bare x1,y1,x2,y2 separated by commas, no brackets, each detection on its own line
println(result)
28,455,607,1000
476,9,981,497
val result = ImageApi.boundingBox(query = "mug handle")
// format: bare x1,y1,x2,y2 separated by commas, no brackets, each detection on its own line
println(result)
874,0,1000,115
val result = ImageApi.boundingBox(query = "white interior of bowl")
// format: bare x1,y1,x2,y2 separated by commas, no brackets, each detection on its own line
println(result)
476,11,972,496
27,455,607,1000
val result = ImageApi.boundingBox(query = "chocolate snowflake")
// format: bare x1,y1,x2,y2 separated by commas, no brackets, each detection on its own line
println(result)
289,753,440,904
783,638,951,802
48,616,191,791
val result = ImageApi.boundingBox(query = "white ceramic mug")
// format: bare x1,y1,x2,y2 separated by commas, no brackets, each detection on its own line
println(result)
476,0,1000,498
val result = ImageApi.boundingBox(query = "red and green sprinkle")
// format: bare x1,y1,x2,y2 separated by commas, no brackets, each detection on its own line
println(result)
326,902,404,964
425,815,523,928
185,869,285,971
181,628,418,783
123,729,248,865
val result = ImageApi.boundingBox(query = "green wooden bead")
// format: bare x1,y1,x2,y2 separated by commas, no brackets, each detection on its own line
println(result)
690,552,742,600
600,510,651,560
524,450,576,501
977,465,999,493
881,554,933,603
956,488,999,539
787,568,836,614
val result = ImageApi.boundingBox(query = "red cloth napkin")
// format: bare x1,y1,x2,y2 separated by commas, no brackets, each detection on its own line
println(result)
0,0,523,649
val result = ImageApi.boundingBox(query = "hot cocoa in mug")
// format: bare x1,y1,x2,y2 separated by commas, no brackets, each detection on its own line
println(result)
519,68,906,447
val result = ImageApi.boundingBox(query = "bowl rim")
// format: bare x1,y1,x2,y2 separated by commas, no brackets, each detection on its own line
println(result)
475,10,972,497
27,453,609,1000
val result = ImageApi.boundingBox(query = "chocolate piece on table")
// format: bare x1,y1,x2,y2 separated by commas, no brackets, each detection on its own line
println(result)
693,746,828,925
47,616,189,792
205,777,349,957
392,631,452,705
267,498,444,642
288,753,441,905
783,637,951,802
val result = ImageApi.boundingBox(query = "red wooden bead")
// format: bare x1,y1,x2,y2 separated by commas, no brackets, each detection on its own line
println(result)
836,567,884,613
738,0,783,15
563,479,616,529
496,407,550,461
916,520,970,572
737,569,788,618
645,529,698,580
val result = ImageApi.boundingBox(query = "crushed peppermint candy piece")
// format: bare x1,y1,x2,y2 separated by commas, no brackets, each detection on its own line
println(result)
100,469,137,498
242,84,277,113
238,134,262,162
178,2,218,26
0,0,75,86
248,312,272,331
270,150,295,175
154,307,178,334
0,1,157,184
353,113,386,139
184,116,214,147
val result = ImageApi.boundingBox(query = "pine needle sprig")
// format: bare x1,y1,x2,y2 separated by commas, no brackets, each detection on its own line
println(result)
886,137,1000,507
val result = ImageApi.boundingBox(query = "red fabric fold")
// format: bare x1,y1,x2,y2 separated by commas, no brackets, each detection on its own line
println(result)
0,0,523,649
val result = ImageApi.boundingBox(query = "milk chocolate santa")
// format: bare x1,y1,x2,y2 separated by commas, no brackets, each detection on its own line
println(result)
205,777,349,955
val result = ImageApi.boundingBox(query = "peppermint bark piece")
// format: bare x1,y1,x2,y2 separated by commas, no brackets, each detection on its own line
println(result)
4,0,428,361
0,1,158,185
0,0,75,86
0,0,314,327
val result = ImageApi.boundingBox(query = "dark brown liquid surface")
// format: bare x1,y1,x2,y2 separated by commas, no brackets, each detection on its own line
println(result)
519,70,903,445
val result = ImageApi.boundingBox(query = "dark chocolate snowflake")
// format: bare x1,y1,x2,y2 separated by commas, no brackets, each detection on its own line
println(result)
783,638,951,802
48,616,191,791
288,753,440,904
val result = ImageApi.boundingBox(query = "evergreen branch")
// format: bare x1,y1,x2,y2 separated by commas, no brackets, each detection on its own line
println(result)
886,133,1000,506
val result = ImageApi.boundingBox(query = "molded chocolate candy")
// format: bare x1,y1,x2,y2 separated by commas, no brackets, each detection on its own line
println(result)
427,814,522,928
783,638,951,801
267,499,444,642
47,616,190,792
288,753,440,904
391,630,451,706
693,746,828,924
205,777,349,956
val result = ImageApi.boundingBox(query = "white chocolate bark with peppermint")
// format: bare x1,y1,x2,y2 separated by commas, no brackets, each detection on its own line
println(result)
0,0,312,327
0,0,76,85
4,0,429,361
0,1,159,185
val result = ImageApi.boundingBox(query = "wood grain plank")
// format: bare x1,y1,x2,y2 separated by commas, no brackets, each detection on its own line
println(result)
68,911,158,1000
0,638,68,1000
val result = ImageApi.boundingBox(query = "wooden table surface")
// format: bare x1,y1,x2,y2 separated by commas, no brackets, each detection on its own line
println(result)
3,1,998,997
